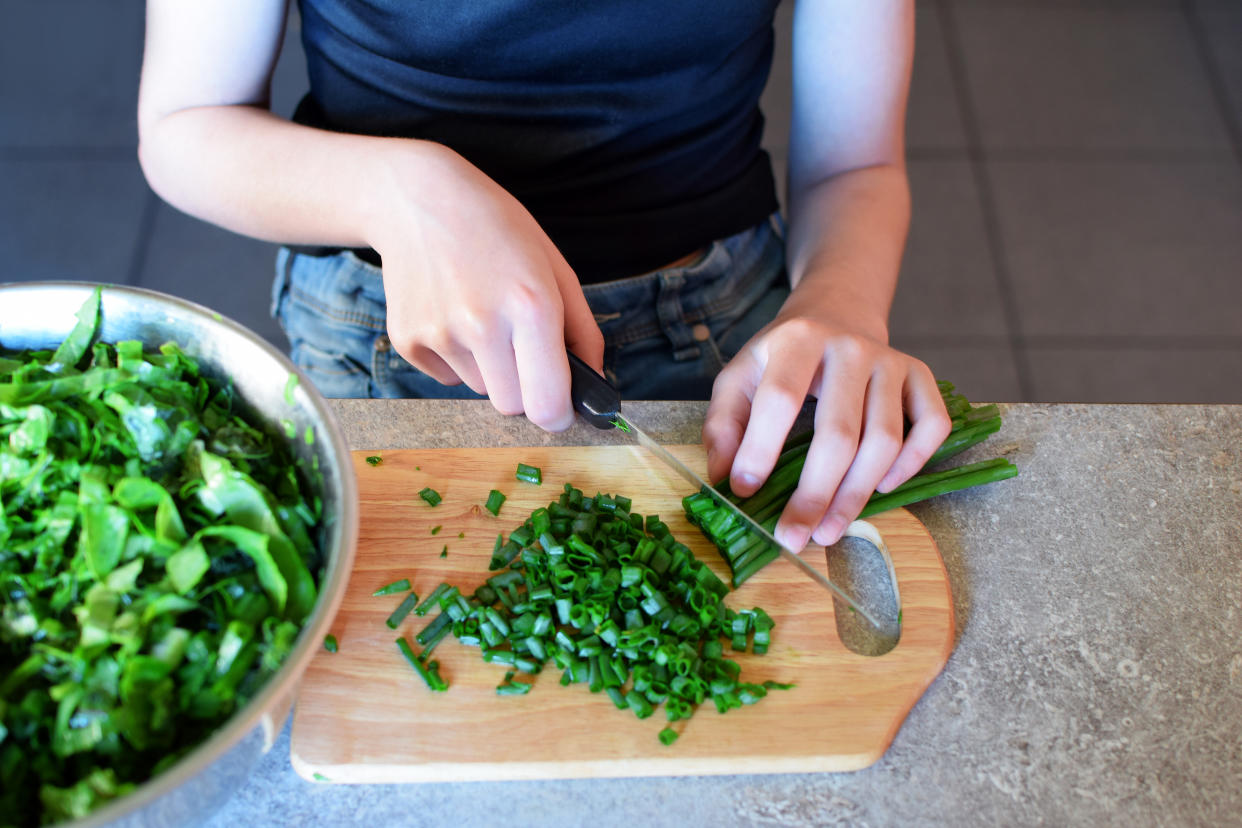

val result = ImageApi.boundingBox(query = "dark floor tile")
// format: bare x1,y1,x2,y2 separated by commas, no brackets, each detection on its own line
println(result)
760,0,793,157
137,203,289,350
0,0,145,148
908,7,968,150
889,342,1024,402
768,150,789,211
955,7,1230,150
989,158,1242,338
271,9,309,121
1026,346,1242,403
891,160,1009,338
762,5,967,155
1197,7,1242,129
949,0,1176,6
760,0,794,210
0,158,150,284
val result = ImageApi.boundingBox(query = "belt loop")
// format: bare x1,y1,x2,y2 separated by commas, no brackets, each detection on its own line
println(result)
657,272,701,362
769,211,787,243
271,246,296,320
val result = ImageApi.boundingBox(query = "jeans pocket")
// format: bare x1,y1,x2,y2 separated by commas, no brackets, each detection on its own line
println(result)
711,280,790,363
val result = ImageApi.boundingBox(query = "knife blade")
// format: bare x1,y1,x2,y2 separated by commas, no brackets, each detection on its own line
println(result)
566,352,883,630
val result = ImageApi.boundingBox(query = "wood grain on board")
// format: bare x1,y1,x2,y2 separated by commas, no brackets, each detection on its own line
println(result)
291,446,954,782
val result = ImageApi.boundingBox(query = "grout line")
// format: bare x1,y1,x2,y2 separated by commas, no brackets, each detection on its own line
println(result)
936,0,1183,7
905,147,972,160
124,189,161,288
938,1,1175,6
933,0,1036,401
1181,0,1242,172
0,146,136,161
906,146,1235,162
891,334,1011,348
981,147,1234,162
896,334,1242,350
1024,335,1242,350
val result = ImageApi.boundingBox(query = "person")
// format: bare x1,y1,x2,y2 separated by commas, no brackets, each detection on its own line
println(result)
136,0,950,553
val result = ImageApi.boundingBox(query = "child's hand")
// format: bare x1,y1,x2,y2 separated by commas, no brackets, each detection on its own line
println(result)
372,144,604,432
702,296,950,552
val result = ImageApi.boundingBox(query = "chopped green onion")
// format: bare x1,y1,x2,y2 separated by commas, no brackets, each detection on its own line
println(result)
485,489,507,516
431,525,442,535
418,481,783,744
419,487,442,506
658,727,680,746
416,610,452,645
386,591,421,629
323,634,338,653
625,690,654,719
516,463,543,485
414,583,451,616
496,671,533,695
440,545,448,558
396,637,448,691
373,578,411,597
365,455,383,466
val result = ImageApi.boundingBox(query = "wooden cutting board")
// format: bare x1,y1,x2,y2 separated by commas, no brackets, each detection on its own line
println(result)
291,446,955,782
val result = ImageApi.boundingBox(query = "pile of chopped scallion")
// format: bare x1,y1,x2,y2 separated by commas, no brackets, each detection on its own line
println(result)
0,288,323,825
395,478,792,744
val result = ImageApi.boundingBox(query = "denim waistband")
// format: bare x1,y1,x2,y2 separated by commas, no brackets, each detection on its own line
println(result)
583,212,786,362
271,212,787,399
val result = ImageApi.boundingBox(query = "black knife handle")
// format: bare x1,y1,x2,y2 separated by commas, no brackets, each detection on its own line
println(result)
567,351,620,430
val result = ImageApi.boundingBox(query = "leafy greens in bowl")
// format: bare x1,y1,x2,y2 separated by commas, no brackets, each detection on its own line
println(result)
0,283,358,827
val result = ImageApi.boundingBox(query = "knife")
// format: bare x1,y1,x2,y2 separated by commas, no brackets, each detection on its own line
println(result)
566,351,885,631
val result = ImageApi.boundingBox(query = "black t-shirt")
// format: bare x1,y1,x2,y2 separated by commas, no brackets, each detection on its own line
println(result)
294,0,781,282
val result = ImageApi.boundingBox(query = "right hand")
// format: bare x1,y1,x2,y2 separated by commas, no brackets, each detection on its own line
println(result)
370,143,604,431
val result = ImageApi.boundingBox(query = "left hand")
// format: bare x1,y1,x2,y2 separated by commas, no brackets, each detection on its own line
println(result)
702,297,950,552
703,0,938,552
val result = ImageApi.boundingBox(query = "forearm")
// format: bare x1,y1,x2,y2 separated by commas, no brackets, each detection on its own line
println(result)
137,105,437,250
782,163,911,342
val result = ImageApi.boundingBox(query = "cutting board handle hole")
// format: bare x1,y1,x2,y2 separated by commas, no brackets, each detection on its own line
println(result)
825,536,901,656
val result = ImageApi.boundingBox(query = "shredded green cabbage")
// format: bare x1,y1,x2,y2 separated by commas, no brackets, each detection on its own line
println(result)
0,288,323,825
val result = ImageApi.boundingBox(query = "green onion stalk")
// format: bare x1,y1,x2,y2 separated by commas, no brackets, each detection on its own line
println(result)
684,381,1018,588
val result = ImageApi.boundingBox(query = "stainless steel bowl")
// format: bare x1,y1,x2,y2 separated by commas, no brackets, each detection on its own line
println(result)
0,282,359,828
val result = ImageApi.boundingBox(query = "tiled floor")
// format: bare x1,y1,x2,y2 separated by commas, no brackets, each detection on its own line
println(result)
2,0,1240,403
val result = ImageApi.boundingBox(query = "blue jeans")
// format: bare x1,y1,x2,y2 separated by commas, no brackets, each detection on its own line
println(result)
270,214,789,400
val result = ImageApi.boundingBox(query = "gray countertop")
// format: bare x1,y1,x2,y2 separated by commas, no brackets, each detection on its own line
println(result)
207,401,1242,827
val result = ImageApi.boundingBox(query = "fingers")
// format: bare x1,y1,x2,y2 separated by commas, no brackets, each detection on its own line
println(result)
556,255,605,374
511,288,577,432
401,343,469,389
807,367,904,546
702,360,757,484
727,337,821,498
771,350,870,551
876,362,952,492
713,318,948,552
458,250,598,432
473,335,523,417
773,360,950,550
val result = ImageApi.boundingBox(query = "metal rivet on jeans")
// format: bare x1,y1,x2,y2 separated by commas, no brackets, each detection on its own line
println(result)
691,323,712,343
374,334,391,352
